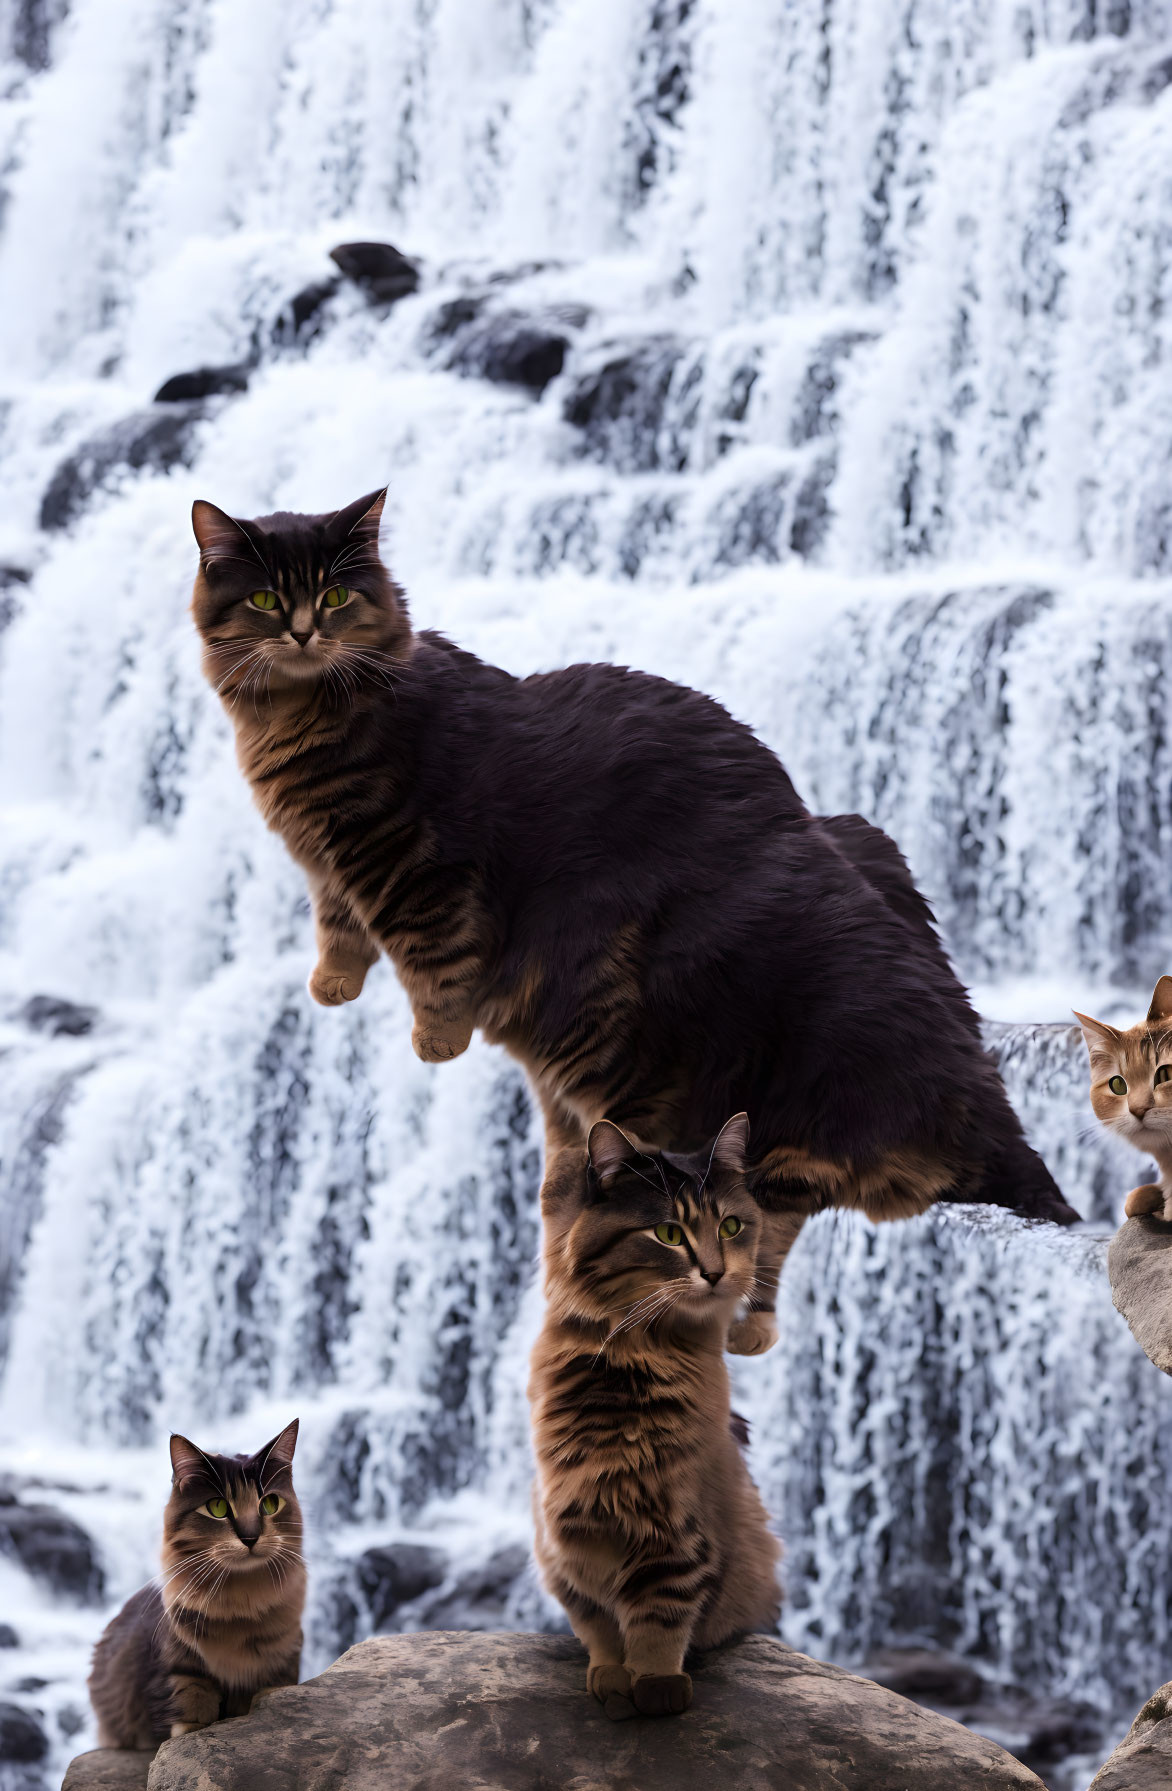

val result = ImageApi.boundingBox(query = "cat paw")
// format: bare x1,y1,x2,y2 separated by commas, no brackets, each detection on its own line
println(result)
726,1311,778,1356
169,1722,205,1737
308,964,365,1006
411,1020,472,1063
630,1672,692,1717
1125,1184,1168,1219
587,1663,631,1703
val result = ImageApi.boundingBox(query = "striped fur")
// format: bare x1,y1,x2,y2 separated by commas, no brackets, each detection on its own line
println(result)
191,495,1078,1351
88,1423,304,1746
530,1118,781,1719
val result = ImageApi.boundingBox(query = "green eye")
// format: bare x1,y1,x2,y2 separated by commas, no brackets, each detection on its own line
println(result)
205,1498,229,1519
1109,1076,1127,1096
260,1493,281,1516
323,587,349,608
1157,1067,1172,1086
654,1222,683,1246
249,591,278,611
719,1216,743,1238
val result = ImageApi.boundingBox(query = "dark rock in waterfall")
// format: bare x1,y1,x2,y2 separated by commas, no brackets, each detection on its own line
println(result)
416,1544,530,1630
17,996,98,1038
153,363,250,403
427,294,485,338
0,1069,84,1371
563,337,700,472
354,1542,447,1631
790,331,876,445
136,1632,1046,1791
789,450,837,558
40,404,207,531
0,1492,104,1602
865,1646,986,1707
8,0,69,72
273,276,343,345
0,1703,47,1764
0,567,30,635
447,316,569,392
329,242,420,306
0,1627,17,1649
710,470,791,569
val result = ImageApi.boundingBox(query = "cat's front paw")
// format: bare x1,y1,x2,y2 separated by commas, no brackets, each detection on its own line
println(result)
169,1722,207,1738
630,1672,692,1717
308,963,366,1006
411,1018,473,1063
1125,1184,1168,1219
727,1311,778,1356
587,1663,631,1702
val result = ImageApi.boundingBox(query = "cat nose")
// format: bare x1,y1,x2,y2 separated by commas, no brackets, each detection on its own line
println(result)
700,1267,724,1285
290,627,313,647
238,1531,259,1549
1131,1103,1151,1120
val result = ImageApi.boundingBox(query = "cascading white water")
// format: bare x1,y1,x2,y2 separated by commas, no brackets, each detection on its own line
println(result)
3,2,1172,1782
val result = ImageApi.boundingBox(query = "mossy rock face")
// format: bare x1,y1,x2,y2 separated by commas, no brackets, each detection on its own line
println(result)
1108,1215,1172,1375
64,1632,1049,1791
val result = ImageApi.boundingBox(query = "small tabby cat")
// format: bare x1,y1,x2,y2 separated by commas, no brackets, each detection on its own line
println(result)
529,1114,781,1719
88,1422,304,1746
1077,978,1172,1220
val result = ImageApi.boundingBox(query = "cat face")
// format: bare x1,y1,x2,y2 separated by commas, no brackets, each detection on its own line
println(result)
190,490,410,699
163,1420,301,1582
1076,977,1172,1153
563,1115,759,1334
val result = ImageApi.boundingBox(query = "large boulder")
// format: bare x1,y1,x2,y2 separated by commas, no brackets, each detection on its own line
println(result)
1107,1214,1172,1374
0,1484,104,1601
329,242,420,306
0,1701,48,1764
40,404,207,531
63,1752,153,1789
128,1631,1043,1791
1089,1679,1172,1788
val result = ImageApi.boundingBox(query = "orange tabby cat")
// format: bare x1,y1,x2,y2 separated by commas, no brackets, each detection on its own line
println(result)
1076,977,1172,1220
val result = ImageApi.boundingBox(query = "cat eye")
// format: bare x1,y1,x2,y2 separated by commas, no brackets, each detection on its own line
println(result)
719,1216,743,1238
654,1222,684,1246
260,1494,282,1516
1157,1067,1172,1086
1108,1075,1127,1095
249,591,278,611
204,1498,229,1519
323,587,350,608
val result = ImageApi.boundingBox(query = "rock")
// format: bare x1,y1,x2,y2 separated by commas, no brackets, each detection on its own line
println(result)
353,1541,447,1629
447,316,569,392
273,277,342,344
18,995,99,1038
329,242,420,306
1107,1215,1172,1374
62,1751,155,1790
0,1627,16,1648
416,1544,529,1630
864,1644,985,1706
153,364,250,402
40,404,207,532
563,337,697,472
0,1704,47,1764
144,1631,1044,1791
0,1493,104,1601
0,566,30,634
1089,1680,1172,1788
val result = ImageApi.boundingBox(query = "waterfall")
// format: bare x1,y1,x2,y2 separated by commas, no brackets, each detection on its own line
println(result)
3,2,1172,1782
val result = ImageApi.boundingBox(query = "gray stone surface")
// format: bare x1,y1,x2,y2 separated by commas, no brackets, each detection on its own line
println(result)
1108,1215,1172,1374
62,1749,154,1789
1089,1680,1172,1789
135,1630,1044,1791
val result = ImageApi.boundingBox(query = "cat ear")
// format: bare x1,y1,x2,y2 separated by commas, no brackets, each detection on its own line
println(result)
710,1112,750,1174
254,1419,299,1484
191,500,261,568
1148,978,1172,1023
169,1434,214,1486
587,1120,642,1188
329,488,386,541
1073,1011,1120,1059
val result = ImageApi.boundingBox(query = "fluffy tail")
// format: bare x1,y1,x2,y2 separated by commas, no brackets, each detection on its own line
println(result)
962,1129,1080,1226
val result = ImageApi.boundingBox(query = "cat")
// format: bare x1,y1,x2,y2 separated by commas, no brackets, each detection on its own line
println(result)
529,1113,781,1719
190,491,1079,1351
88,1421,304,1747
1076,978,1172,1221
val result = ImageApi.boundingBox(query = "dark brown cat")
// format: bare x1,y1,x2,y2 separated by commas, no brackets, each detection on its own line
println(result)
530,1114,781,1718
88,1422,304,1746
190,492,1077,1350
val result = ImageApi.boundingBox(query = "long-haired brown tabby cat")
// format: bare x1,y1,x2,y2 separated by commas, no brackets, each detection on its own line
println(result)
190,492,1077,1353
88,1422,303,1746
529,1114,781,1719
1077,978,1172,1220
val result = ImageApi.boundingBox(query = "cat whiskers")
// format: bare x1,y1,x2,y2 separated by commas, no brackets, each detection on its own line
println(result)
603,1279,690,1347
